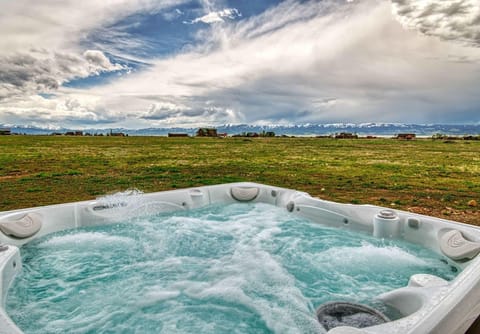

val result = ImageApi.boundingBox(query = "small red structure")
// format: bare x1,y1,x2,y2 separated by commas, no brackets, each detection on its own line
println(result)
396,133,416,140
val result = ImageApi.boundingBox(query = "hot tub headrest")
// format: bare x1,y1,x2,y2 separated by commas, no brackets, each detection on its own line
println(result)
230,187,259,202
440,229,480,261
0,213,42,239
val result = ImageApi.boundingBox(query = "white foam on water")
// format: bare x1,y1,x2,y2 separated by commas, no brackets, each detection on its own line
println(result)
319,242,429,268
140,288,181,306
136,203,323,333
194,218,322,333
40,231,135,247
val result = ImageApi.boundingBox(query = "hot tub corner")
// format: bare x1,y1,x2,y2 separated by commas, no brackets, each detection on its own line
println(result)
0,245,23,334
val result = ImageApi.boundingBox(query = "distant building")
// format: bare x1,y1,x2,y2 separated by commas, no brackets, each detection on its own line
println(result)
196,128,218,137
108,130,125,136
259,131,275,137
65,131,83,136
0,128,11,135
396,133,416,140
335,132,358,139
168,133,189,137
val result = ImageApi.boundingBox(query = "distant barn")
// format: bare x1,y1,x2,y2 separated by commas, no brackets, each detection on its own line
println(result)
396,133,416,140
108,130,125,136
196,128,218,137
335,132,358,139
65,131,83,136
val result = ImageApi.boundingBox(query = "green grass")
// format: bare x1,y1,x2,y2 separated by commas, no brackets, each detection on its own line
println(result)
0,136,479,224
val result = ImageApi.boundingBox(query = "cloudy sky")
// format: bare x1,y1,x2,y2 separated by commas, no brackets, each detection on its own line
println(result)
0,0,479,129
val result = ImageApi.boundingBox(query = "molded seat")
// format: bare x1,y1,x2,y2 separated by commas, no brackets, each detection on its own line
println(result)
230,187,259,202
440,229,480,261
0,213,42,239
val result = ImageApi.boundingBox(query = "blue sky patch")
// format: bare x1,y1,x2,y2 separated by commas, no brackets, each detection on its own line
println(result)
38,93,56,99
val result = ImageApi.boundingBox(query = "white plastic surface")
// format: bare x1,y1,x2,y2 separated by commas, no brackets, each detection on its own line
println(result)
373,210,401,238
230,186,260,202
440,229,480,260
0,247,23,334
0,182,480,334
0,213,42,239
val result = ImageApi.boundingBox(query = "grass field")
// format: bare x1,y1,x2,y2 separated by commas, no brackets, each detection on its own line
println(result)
0,136,479,225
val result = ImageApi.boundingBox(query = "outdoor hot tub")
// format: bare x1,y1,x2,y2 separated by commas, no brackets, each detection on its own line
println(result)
1,182,480,333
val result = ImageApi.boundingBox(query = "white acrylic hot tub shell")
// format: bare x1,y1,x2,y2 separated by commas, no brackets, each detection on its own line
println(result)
1,182,479,334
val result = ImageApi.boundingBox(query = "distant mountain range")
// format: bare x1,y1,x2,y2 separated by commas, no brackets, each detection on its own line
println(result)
2,123,480,137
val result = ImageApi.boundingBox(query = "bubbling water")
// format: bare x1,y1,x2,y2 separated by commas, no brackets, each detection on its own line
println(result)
6,203,457,334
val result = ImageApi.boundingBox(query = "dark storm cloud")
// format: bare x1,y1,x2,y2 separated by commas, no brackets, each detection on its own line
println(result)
0,50,124,100
141,101,236,123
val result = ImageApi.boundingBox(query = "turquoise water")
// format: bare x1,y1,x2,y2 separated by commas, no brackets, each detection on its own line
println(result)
6,203,458,334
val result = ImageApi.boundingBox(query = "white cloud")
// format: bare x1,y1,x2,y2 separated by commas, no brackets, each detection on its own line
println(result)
0,0,188,101
82,0,480,126
163,8,185,21
83,50,125,73
0,94,125,128
140,101,243,126
0,0,187,54
391,0,480,47
142,102,192,120
1,0,480,128
186,8,241,24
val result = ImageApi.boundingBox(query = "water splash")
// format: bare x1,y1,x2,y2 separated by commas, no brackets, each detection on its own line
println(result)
94,188,144,210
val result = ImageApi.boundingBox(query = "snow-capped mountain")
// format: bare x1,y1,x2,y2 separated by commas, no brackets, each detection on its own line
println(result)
1,123,479,136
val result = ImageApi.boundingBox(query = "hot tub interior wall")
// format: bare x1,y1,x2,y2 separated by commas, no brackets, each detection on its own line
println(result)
1,183,479,263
